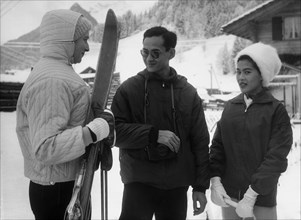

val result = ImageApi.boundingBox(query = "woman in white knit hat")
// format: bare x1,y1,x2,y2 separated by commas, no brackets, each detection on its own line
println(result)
16,9,114,220
209,42,293,219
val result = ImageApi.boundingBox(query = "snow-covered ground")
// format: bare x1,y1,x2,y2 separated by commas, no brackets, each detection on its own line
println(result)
1,111,300,220
1,31,300,219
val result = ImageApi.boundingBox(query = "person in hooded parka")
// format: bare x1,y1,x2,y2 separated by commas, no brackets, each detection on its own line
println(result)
16,9,114,220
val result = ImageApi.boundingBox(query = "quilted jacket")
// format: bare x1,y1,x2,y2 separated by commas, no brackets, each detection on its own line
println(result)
16,10,90,185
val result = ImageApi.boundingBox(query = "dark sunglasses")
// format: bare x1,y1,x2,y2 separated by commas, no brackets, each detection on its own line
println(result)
140,49,162,60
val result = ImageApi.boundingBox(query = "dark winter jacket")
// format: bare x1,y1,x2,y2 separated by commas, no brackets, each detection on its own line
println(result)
111,67,210,191
209,89,292,207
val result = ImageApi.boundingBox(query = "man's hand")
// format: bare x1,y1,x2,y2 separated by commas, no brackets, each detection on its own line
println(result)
210,177,230,207
192,191,207,215
157,130,180,153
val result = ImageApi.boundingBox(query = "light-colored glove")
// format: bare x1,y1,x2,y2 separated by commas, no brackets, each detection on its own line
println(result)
236,185,258,218
85,118,109,143
210,176,230,207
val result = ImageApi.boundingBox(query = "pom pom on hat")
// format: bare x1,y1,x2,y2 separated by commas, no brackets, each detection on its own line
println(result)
235,42,282,87
74,16,92,41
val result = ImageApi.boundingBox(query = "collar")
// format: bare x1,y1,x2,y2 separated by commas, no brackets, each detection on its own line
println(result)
231,88,275,104
142,67,178,82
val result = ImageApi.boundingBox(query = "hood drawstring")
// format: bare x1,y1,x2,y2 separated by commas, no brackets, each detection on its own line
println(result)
144,77,177,133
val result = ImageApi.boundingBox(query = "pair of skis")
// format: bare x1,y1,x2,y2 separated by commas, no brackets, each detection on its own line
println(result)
65,9,119,220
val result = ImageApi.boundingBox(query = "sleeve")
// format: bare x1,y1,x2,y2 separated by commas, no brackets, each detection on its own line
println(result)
111,85,158,150
251,104,293,195
27,78,86,166
190,92,210,192
209,120,226,178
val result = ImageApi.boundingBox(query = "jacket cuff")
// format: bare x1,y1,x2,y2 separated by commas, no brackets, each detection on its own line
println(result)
149,126,159,144
87,127,97,142
192,186,207,193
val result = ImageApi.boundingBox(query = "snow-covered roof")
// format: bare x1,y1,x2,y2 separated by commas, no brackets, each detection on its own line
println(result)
221,0,296,41
222,0,274,28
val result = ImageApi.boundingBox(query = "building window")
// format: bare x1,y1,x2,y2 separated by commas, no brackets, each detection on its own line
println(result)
283,16,301,40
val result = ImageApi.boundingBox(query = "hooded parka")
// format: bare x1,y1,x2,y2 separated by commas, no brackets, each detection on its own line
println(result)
16,10,90,185
210,89,292,207
111,68,210,191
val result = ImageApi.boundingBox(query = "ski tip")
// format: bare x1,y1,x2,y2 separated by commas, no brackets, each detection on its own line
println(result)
107,8,116,17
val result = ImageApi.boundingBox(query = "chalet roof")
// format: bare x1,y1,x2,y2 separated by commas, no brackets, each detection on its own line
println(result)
80,66,96,74
269,62,300,87
221,0,295,40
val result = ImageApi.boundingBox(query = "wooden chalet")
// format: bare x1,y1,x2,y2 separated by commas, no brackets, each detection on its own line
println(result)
222,0,301,119
79,66,96,85
79,67,120,107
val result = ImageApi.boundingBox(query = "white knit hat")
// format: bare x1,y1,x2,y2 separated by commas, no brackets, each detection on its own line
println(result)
235,42,282,87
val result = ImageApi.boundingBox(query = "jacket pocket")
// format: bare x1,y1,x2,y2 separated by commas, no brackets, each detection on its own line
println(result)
146,143,177,161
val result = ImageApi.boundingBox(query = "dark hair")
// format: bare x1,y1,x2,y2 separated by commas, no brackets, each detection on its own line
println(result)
143,26,177,51
237,55,261,75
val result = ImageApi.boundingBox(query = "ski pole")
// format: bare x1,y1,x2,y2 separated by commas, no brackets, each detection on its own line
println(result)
105,170,108,220
101,169,108,220
101,169,104,220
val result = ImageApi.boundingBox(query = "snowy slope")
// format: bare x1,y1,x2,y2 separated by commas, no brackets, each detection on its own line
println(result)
1,32,240,94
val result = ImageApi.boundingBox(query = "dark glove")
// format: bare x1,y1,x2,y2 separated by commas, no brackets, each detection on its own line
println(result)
92,109,115,171
100,144,113,171
93,142,113,172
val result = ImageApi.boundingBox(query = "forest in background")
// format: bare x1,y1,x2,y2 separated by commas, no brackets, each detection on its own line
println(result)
1,0,266,73
117,0,266,39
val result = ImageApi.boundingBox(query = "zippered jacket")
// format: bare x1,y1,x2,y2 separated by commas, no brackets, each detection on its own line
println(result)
16,10,90,185
111,68,210,191
209,89,292,206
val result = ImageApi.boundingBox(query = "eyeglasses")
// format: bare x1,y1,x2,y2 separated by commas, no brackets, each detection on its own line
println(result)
140,49,162,60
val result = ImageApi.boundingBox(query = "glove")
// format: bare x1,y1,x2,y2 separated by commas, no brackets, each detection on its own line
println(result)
86,117,110,143
236,185,258,218
210,177,230,207
98,109,115,147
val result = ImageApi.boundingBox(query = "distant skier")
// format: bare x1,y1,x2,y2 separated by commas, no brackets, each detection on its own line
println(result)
209,42,293,219
111,26,210,220
16,9,114,220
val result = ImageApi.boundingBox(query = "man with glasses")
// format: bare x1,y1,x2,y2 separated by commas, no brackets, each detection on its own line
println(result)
111,26,210,220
